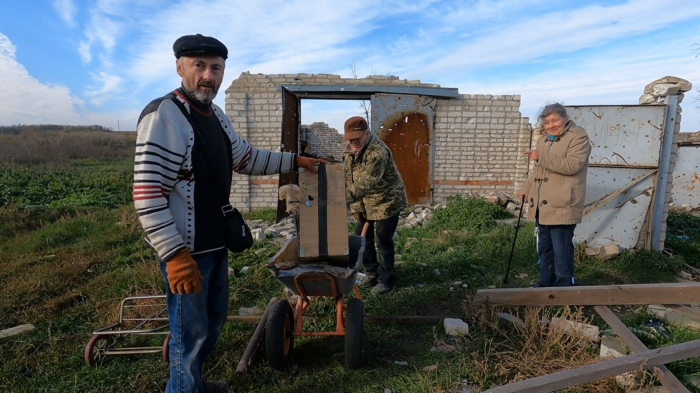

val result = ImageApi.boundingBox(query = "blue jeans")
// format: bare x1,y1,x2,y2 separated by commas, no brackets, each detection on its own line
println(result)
159,250,228,393
537,224,576,287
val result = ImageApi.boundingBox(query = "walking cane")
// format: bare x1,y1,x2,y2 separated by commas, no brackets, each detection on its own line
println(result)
503,200,525,284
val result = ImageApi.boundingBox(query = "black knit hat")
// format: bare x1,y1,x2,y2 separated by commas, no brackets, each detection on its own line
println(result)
173,34,228,59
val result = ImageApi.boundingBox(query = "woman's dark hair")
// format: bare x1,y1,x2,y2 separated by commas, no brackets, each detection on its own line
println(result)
538,103,568,121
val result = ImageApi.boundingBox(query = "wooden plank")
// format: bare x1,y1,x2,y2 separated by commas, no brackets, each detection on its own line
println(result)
226,315,457,325
484,338,700,393
0,324,34,339
595,306,689,393
472,283,700,306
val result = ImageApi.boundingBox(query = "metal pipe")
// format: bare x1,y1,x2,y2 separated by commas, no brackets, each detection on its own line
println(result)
235,297,278,374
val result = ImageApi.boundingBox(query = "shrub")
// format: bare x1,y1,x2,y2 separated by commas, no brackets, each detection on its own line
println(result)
428,194,513,232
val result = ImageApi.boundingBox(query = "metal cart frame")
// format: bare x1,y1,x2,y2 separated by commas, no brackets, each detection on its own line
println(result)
84,295,170,366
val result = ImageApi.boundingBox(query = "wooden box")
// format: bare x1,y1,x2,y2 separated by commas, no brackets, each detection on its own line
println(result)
298,163,349,265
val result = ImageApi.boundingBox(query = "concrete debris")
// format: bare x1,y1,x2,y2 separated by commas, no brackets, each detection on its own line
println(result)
249,216,295,240
239,307,262,316
394,361,409,366
496,312,525,328
550,317,600,341
644,76,692,94
430,343,456,353
585,243,621,259
251,228,265,241
600,335,638,389
227,267,235,277
444,318,470,336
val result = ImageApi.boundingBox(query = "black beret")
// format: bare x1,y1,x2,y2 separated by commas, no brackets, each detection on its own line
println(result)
173,34,228,60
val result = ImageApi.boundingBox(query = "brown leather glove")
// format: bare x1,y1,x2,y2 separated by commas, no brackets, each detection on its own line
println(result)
165,248,204,295
352,212,366,222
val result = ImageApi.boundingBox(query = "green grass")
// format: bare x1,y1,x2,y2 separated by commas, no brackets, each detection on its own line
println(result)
2,160,700,392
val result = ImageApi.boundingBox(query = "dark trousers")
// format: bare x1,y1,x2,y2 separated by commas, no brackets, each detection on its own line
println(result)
355,215,400,287
537,224,576,287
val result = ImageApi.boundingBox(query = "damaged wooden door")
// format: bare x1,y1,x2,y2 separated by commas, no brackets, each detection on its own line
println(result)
370,94,436,205
277,87,300,222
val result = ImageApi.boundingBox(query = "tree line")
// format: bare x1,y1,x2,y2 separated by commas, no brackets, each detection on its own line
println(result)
0,124,114,135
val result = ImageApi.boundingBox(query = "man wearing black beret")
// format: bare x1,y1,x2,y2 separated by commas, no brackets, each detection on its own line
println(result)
134,34,323,393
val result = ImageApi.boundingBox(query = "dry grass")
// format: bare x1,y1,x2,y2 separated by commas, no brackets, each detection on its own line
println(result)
0,130,135,165
463,304,628,392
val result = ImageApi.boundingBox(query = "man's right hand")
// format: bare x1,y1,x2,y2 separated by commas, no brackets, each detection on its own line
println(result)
165,249,204,295
352,212,366,222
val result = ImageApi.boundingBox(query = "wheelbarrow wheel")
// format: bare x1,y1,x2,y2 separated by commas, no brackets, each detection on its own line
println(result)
85,335,113,366
162,333,170,363
265,299,295,370
344,298,364,369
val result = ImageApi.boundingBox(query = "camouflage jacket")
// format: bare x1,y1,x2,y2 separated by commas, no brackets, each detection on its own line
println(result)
344,135,408,220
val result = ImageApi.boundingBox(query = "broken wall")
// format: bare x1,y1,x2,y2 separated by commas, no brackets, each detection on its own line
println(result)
224,72,529,210
301,122,344,160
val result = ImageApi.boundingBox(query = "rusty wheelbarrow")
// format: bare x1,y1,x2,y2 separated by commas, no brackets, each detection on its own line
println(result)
262,230,366,370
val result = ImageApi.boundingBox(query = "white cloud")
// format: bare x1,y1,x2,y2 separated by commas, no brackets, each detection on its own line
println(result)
0,33,82,126
455,38,700,130
417,0,700,76
0,33,140,130
52,0,78,27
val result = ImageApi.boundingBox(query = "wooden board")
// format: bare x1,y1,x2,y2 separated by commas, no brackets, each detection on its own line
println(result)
484,338,700,393
298,163,349,264
594,306,689,393
472,283,700,306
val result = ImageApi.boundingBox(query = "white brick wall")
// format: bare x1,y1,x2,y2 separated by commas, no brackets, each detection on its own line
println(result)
225,72,530,211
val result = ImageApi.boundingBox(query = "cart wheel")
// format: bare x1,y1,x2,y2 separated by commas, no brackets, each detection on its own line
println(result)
85,335,113,366
162,333,170,363
345,298,364,369
265,299,295,370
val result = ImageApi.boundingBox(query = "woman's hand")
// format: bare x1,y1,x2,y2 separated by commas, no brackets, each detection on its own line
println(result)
523,149,540,161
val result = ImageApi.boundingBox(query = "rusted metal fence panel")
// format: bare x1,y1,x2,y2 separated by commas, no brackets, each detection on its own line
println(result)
371,94,436,205
565,105,667,249
671,133,700,209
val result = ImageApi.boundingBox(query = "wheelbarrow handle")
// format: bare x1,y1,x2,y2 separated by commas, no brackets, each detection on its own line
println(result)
360,221,370,238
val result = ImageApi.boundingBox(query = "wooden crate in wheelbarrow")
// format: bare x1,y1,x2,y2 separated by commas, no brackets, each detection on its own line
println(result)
262,162,366,370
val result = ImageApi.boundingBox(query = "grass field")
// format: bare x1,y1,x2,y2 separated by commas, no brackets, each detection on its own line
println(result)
2,152,700,392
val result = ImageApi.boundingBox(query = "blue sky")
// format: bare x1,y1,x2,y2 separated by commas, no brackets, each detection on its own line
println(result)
1,0,699,133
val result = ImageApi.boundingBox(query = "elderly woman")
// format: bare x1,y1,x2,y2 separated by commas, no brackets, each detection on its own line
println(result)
518,103,592,287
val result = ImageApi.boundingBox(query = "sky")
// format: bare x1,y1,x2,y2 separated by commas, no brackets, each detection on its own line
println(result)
1,0,699,134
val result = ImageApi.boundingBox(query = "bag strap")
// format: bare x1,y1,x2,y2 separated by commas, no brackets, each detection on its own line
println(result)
170,97,233,213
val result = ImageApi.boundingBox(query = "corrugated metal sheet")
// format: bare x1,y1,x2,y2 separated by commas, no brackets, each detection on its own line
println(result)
671,145,700,208
568,105,666,167
565,105,667,249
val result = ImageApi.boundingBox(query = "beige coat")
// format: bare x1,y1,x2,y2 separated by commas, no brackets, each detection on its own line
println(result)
519,121,591,225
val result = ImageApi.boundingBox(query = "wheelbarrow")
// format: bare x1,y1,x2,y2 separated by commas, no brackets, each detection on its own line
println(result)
84,295,170,366
264,230,367,370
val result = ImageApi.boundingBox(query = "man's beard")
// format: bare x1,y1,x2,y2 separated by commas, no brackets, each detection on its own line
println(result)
183,84,218,105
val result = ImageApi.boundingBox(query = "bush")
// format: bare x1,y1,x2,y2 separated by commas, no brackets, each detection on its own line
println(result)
428,194,512,232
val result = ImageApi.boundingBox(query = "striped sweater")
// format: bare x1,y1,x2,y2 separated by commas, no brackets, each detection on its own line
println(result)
134,89,295,261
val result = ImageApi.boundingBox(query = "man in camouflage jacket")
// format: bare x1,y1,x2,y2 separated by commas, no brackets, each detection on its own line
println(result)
343,116,408,294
